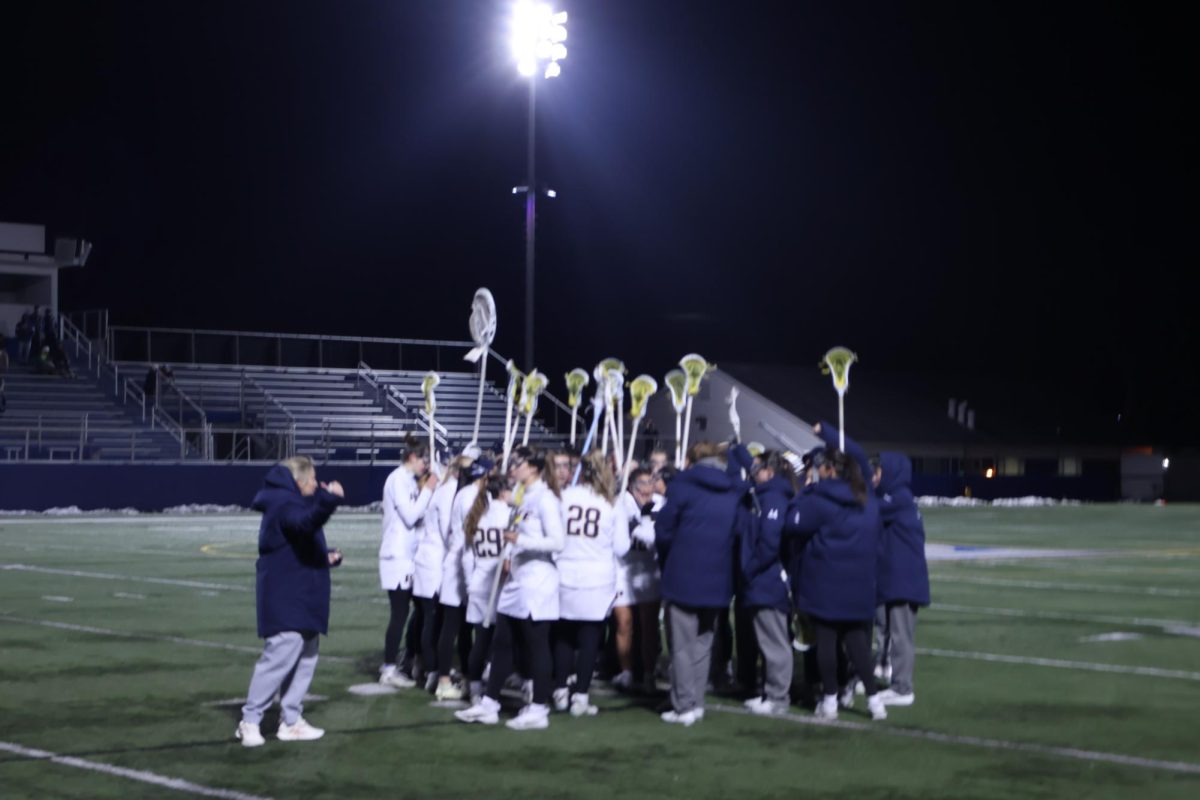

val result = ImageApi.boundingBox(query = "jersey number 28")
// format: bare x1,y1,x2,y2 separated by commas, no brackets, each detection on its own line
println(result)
566,505,600,538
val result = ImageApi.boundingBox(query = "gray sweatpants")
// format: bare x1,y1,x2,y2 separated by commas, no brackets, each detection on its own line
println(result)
668,603,718,713
752,608,793,705
874,602,917,694
242,631,320,726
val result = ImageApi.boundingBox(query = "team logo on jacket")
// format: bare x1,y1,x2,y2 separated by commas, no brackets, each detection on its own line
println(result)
767,509,779,520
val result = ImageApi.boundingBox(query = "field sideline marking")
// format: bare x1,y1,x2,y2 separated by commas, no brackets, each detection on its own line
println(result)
934,602,1198,630
1,564,250,592
0,740,271,799
917,647,1200,681
932,574,1199,597
707,705,1200,775
0,614,355,664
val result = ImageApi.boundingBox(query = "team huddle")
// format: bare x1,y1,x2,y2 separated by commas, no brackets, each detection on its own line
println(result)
234,420,931,744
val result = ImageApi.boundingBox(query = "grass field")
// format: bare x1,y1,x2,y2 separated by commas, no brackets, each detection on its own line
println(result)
2,504,1199,799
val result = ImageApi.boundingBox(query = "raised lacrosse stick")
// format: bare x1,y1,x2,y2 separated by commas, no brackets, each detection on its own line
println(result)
624,374,658,487
519,370,548,446
463,288,496,447
421,371,440,464
664,369,687,464
679,353,715,463
820,347,858,450
564,368,589,448
501,360,524,472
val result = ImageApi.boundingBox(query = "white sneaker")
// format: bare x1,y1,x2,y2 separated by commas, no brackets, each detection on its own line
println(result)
660,709,701,727
506,703,550,731
552,687,570,712
839,682,857,709
380,665,416,689
235,721,265,748
277,717,324,742
744,696,787,716
867,693,888,721
876,689,915,707
455,695,500,725
611,670,633,691
435,681,464,701
792,637,811,652
569,693,598,717
814,695,838,720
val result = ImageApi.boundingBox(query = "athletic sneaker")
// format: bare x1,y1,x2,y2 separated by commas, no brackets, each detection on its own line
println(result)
455,695,500,725
435,681,464,701
814,695,839,720
379,665,416,689
506,703,550,731
611,670,634,691
875,689,915,707
867,693,888,721
277,717,325,742
552,687,570,712
235,721,265,748
744,696,787,716
660,709,702,727
569,693,598,717
792,636,811,653
839,682,858,709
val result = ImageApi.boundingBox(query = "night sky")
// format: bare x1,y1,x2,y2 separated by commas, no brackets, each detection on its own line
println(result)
2,2,1193,443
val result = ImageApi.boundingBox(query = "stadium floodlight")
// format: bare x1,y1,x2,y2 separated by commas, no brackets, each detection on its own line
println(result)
508,1,569,370
546,188,557,198
1163,458,1170,470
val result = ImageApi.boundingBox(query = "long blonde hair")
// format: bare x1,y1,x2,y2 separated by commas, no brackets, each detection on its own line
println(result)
576,450,616,504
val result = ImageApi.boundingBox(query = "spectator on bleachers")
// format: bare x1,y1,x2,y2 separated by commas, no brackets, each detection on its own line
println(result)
51,343,75,378
36,346,57,375
41,308,57,348
16,311,34,362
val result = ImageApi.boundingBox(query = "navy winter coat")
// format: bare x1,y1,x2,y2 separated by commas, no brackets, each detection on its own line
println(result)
784,476,880,622
876,452,931,606
738,475,794,612
656,461,748,608
252,465,342,638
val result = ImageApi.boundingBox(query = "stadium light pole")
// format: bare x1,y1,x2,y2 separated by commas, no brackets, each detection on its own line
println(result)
511,1,567,371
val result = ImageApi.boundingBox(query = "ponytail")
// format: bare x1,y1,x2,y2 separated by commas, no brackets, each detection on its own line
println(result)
827,448,868,507
578,450,616,504
465,474,505,538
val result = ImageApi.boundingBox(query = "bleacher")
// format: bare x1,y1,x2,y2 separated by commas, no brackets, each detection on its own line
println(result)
0,361,181,460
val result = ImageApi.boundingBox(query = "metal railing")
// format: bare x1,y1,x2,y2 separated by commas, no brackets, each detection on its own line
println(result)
57,315,94,373
0,416,154,461
317,415,413,465
240,375,296,455
354,360,449,448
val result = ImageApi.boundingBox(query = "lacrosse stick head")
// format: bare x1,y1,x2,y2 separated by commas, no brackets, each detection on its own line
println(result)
564,368,589,409
746,441,766,458
664,369,688,414
505,359,524,404
421,371,441,416
520,369,548,416
464,288,497,363
679,353,715,396
820,346,858,396
629,374,659,420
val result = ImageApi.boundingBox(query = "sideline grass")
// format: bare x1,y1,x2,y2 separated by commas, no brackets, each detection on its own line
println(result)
1,505,1198,799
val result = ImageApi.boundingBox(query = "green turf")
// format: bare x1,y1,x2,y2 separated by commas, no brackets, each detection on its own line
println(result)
1,505,1199,799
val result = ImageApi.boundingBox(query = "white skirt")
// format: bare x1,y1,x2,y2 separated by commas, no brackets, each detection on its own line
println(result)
497,558,559,622
380,557,414,592
465,561,501,625
560,582,617,621
615,557,661,607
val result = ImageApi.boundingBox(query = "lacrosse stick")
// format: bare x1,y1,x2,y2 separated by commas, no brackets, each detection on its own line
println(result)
624,374,658,486
820,347,858,451
679,353,715,463
501,360,523,471
519,370,548,446
421,371,440,464
664,369,687,464
571,392,605,486
564,368,589,447
463,288,496,447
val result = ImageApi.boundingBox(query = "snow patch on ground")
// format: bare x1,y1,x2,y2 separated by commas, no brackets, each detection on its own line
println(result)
918,496,1083,508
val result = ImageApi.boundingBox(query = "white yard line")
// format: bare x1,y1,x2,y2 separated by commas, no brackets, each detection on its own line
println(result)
932,574,1199,598
0,614,355,664
1,564,250,592
0,740,272,800
706,705,1200,775
933,602,1198,630
917,647,1200,681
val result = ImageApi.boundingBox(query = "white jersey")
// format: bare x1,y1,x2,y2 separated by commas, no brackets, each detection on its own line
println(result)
413,477,456,598
439,480,479,607
379,466,433,591
463,496,510,625
557,485,630,621
497,479,564,621
614,491,664,606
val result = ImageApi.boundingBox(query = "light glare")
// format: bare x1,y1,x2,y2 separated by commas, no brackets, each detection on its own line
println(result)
511,1,568,78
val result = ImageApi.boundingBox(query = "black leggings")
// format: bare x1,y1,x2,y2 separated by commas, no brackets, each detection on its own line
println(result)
436,604,471,679
467,623,494,683
384,588,413,665
485,614,552,705
416,596,442,677
552,620,604,695
813,617,877,697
